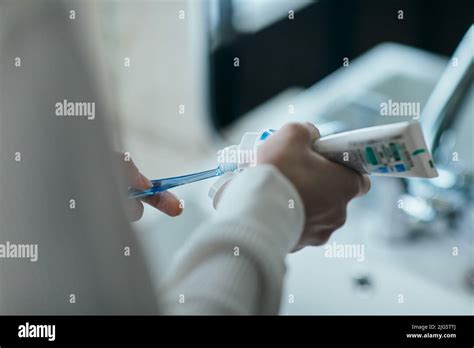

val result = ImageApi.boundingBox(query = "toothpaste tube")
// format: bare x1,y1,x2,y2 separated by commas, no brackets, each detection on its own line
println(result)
218,121,438,178
313,121,438,178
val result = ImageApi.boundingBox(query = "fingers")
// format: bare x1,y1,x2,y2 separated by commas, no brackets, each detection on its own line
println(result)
319,157,371,201
279,122,321,145
143,191,183,217
124,160,152,190
119,154,182,219
277,123,370,200
304,122,321,142
357,174,371,197
345,172,371,199
134,172,153,190
127,199,144,222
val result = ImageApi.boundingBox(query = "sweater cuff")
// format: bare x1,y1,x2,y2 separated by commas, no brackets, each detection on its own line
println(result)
216,164,305,253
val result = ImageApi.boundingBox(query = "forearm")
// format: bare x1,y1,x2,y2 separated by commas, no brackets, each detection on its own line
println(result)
160,165,305,315
161,247,261,315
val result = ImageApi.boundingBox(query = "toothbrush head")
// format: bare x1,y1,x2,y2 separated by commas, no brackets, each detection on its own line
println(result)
218,162,238,174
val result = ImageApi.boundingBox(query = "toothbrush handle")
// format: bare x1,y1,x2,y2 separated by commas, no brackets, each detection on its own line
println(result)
151,168,221,186
127,185,169,200
128,167,223,199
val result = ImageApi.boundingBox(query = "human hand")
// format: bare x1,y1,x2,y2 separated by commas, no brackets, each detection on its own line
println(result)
257,123,370,250
120,154,183,221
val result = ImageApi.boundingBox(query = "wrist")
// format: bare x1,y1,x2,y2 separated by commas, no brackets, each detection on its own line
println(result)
215,164,305,253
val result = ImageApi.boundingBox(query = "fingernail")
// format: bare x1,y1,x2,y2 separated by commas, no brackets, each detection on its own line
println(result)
140,174,153,188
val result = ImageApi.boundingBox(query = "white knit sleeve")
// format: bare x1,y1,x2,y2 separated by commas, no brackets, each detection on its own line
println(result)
160,165,305,314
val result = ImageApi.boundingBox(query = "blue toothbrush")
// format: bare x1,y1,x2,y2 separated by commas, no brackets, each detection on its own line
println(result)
128,163,237,199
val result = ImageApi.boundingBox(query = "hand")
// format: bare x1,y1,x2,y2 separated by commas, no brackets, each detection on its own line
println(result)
257,123,370,250
120,154,183,221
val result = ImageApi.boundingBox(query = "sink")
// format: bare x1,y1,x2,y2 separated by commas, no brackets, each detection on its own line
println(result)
226,43,474,314
135,43,473,314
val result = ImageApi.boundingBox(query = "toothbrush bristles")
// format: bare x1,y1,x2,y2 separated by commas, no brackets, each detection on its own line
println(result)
218,162,238,173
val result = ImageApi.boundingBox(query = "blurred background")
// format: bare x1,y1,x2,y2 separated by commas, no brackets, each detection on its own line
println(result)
91,0,473,314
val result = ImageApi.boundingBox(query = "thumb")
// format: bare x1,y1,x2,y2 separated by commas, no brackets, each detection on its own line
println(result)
121,156,152,190
132,171,153,190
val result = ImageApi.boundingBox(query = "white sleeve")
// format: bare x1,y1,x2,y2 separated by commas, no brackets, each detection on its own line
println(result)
0,1,158,314
160,165,305,314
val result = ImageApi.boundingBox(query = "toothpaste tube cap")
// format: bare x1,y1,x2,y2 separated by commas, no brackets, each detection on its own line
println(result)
208,172,235,209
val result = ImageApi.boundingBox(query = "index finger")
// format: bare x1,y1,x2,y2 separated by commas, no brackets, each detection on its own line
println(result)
278,122,321,145
143,191,183,217
304,122,321,143
356,174,371,197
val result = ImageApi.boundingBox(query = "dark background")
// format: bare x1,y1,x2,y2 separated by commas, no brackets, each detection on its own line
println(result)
208,0,474,130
